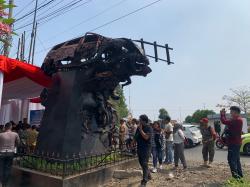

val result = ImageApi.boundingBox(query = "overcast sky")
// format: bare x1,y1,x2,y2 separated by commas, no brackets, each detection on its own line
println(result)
11,0,250,121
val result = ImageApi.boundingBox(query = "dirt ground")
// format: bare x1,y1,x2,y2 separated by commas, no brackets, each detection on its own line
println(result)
103,161,250,187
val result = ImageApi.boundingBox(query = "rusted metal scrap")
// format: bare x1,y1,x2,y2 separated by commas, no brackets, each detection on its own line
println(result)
37,33,171,156
41,32,152,85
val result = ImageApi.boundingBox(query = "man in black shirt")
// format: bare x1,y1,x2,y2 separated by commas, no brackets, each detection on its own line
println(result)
135,114,153,186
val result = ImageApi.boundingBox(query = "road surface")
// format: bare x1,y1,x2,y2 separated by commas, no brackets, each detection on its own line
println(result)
105,146,250,187
185,144,249,164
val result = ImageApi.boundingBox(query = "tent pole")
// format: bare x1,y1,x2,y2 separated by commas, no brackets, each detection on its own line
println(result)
0,71,4,109
21,99,29,121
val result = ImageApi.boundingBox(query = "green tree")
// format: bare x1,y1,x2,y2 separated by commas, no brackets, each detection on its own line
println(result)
185,109,215,123
222,86,250,114
158,108,169,120
185,115,193,123
110,85,129,121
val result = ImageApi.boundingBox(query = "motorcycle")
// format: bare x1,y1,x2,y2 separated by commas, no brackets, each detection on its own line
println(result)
215,133,228,149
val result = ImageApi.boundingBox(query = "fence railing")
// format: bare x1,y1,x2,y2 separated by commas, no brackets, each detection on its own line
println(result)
14,148,136,178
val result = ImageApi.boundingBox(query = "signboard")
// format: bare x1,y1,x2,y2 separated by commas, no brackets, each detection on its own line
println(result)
29,110,44,126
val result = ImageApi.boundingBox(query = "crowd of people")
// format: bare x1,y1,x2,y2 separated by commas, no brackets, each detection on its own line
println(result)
0,105,244,187
118,114,187,186
0,118,39,187
0,118,39,154
129,105,244,187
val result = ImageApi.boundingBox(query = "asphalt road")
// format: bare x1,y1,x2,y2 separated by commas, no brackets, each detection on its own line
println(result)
185,144,250,164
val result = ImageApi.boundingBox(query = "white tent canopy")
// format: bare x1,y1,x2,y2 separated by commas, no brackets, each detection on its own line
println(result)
0,75,45,125
0,56,51,125
2,77,44,105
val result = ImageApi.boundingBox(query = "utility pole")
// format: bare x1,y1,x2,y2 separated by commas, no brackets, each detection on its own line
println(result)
23,31,26,60
16,37,20,59
203,103,206,110
179,107,182,122
20,31,26,61
31,22,38,65
28,0,38,63
20,34,23,60
3,0,14,57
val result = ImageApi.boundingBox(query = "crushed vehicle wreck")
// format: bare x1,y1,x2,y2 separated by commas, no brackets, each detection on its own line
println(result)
36,33,172,157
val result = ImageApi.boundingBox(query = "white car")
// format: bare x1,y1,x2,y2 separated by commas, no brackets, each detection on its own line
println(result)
182,124,202,148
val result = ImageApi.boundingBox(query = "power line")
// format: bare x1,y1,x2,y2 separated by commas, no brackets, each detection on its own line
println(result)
14,0,52,27
15,0,59,23
37,35,47,51
39,0,92,25
12,0,91,58
15,0,57,23
35,0,164,54
36,0,66,18
89,0,163,32
14,0,36,17
37,0,82,22
43,0,129,42
15,0,57,22
15,0,91,31
14,0,75,30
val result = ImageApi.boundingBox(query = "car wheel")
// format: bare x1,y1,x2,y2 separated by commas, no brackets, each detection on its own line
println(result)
185,139,194,148
196,142,201,146
243,143,250,155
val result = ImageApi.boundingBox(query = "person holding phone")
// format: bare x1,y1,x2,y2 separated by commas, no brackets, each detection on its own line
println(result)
134,114,153,187
220,106,243,179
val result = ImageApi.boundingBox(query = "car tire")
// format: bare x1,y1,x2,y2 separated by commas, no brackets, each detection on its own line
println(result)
185,139,194,148
243,143,250,155
196,142,201,146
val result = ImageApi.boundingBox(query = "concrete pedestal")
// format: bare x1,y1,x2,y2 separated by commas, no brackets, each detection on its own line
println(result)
37,70,108,157
10,159,138,187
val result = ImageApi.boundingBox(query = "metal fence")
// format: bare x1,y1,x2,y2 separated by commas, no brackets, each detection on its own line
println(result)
14,149,136,178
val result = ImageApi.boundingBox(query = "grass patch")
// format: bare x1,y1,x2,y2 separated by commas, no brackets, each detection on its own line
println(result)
16,151,132,177
224,178,250,187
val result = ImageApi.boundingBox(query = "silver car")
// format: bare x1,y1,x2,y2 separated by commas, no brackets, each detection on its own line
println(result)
182,124,202,148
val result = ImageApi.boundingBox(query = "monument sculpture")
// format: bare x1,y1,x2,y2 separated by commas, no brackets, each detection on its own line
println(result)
36,33,172,157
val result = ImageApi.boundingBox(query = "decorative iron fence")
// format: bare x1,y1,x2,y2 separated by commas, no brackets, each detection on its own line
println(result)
14,149,136,178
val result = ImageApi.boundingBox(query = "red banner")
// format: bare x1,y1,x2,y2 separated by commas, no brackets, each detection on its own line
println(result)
0,55,52,88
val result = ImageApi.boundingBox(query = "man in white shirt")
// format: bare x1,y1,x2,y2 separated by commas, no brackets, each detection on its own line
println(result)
0,122,20,187
163,116,174,164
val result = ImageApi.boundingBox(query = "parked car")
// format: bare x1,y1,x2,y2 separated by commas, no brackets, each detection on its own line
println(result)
182,124,202,148
240,133,250,155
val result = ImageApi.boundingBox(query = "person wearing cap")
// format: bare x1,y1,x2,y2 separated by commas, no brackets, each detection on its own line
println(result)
200,118,217,167
220,106,243,179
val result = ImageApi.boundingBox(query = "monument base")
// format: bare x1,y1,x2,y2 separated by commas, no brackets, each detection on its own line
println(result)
37,71,110,157
10,159,138,187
